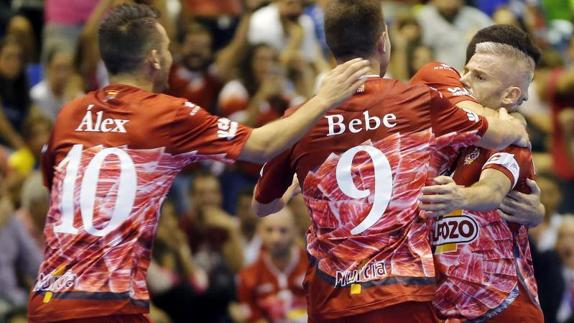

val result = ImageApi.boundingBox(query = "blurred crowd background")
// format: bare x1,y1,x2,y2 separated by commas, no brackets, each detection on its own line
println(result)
0,0,573,322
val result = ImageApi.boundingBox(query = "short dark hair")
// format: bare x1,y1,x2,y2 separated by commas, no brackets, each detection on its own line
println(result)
324,0,385,60
466,24,541,66
98,3,161,75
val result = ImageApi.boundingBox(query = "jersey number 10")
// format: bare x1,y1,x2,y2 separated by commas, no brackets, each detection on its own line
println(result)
53,144,137,237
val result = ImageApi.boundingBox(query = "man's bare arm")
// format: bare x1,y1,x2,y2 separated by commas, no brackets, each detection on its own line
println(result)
420,171,511,217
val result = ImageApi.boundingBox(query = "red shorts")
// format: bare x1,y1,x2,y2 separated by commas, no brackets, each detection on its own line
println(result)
487,284,543,323
308,301,440,323
31,314,151,323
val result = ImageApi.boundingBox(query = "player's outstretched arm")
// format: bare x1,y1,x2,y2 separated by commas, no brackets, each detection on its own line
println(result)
477,108,530,150
497,179,544,227
237,58,370,163
420,171,512,217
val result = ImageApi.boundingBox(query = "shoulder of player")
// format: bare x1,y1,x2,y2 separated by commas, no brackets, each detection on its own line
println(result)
411,61,461,83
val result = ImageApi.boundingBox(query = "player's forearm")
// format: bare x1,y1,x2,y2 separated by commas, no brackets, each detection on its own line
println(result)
456,100,501,120
479,115,527,150
462,171,511,211
239,96,330,163
461,184,506,211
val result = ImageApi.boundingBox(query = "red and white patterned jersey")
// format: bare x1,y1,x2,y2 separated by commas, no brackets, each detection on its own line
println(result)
411,62,540,321
254,77,488,321
28,84,251,322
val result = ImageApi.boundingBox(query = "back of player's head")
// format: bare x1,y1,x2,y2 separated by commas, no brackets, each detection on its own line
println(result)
99,3,161,75
324,0,385,60
466,24,541,66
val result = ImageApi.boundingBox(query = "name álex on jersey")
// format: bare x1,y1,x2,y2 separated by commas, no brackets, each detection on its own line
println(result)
74,102,239,140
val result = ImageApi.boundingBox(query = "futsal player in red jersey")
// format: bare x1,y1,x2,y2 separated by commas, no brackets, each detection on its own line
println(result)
413,25,544,322
252,1,531,322
27,3,372,322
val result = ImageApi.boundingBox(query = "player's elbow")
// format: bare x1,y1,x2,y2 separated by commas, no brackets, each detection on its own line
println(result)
251,198,283,217
240,130,277,163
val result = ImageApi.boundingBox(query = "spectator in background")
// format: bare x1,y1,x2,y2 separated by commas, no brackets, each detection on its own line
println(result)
42,0,99,62
179,172,244,322
248,0,325,69
217,43,304,213
538,36,574,214
235,188,262,266
236,207,307,323
31,46,82,121
149,201,208,323
167,15,250,114
0,37,29,149
530,172,564,251
555,216,574,322
168,23,224,114
417,0,492,70
389,14,425,80
558,107,574,167
15,171,47,249
0,169,42,321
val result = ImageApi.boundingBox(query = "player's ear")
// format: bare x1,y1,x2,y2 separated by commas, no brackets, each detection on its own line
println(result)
501,86,522,106
148,49,161,71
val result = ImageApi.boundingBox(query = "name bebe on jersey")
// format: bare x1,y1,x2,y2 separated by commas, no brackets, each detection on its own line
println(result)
75,105,129,133
326,111,397,137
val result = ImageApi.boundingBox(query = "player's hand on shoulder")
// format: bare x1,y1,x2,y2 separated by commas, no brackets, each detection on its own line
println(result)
500,108,530,148
420,176,465,217
315,58,370,110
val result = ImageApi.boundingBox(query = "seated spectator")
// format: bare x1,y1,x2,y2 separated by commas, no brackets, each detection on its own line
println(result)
219,43,303,128
556,216,574,322
167,23,224,114
416,0,492,70
149,201,208,323
217,43,304,213
16,171,48,248
248,0,324,66
236,207,307,323
0,37,30,149
31,47,82,121
0,169,42,320
530,172,564,251
178,172,243,321
235,188,262,266
42,0,99,62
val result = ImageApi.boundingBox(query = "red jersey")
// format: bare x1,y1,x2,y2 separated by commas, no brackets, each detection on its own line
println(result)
254,77,488,320
28,84,251,322
237,248,308,323
411,62,540,320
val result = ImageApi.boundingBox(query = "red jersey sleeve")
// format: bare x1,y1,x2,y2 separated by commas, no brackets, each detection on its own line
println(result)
430,89,488,139
254,149,294,204
410,62,477,106
168,101,252,162
482,146,535,192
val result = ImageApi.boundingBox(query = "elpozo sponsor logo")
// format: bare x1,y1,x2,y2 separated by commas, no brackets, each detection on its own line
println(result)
432,213,479,252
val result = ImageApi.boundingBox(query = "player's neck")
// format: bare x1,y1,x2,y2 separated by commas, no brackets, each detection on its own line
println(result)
337,57,383,77
109,74,154,93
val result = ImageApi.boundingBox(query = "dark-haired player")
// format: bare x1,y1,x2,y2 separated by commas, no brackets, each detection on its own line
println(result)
412,24,544,322
27,3,371,322
252,1,531,322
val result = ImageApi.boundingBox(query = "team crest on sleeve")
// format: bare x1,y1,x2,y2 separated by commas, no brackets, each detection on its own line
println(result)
464,148,480,165
447,87,472,97
462,108,479,123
